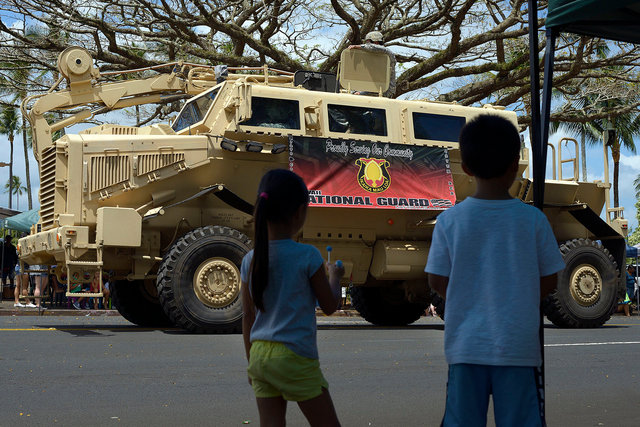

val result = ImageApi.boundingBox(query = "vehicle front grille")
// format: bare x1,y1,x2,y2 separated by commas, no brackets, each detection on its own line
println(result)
136,153,185,176
90,155,131,193
39,145,60,231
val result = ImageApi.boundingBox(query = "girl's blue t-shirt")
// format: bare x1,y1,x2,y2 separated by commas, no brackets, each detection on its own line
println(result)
241,239,324,359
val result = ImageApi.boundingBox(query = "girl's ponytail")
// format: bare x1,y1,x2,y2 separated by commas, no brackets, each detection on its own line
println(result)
249,170,309,312
251,193,269,312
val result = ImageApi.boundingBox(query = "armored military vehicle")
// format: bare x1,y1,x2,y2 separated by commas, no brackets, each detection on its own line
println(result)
18,46,628,332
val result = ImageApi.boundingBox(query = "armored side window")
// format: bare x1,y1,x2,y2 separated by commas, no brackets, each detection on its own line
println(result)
328,104,387,136
240,97,301,129
413,112,465,142
172,88,220,132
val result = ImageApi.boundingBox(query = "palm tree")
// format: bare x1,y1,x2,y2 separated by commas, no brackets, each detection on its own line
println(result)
550,106,600,182
7,61,35,210
602,105,640,208
4,175,26,210
550,40,611,182
0,25,65,210
552,93,640,208
0,106,20,209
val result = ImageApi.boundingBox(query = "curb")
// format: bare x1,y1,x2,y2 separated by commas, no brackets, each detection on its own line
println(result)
0,308,121,317
316,308,359,317
1,307,359,317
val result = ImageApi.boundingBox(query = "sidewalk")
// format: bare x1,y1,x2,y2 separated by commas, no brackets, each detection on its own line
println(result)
0,298,120,317
0,298,359,317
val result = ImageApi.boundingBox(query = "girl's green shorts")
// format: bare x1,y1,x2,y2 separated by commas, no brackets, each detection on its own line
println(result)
248,340,329,402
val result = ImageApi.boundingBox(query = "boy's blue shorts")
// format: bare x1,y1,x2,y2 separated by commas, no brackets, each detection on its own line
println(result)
442,363,544,427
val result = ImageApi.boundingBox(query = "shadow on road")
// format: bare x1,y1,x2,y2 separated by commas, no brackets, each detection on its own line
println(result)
33,324,183,337
319,324,445,331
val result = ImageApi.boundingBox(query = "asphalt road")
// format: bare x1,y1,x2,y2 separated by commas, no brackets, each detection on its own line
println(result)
1,314,639,426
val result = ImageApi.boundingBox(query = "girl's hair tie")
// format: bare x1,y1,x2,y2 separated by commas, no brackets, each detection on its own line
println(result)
259,192,269,200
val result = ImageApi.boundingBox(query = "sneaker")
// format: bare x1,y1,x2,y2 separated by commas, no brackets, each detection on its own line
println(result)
25,303,37,308
14,303,25,308
72,301,81,310
36,306,46,311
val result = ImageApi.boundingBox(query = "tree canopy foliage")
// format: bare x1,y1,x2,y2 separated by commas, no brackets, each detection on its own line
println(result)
1,0,640,129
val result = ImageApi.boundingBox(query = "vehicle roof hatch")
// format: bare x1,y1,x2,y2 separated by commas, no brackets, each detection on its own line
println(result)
338,49,390,94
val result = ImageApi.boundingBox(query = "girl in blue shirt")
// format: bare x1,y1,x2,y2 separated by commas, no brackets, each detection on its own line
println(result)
241,169,344,426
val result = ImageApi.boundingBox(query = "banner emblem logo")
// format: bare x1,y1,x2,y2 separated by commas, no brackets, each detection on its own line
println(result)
355,158,391,193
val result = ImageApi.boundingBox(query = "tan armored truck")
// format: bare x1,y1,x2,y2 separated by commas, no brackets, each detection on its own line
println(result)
18,46,628,332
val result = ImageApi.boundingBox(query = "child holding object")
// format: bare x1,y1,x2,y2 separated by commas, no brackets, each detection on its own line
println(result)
425,115,565,426
241,169,344,426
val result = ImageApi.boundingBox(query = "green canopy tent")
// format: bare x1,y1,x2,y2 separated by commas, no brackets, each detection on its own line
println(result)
546,0,640,44
1,209,39,286
1,207,38,276
2,209,39,234
527,1,640,422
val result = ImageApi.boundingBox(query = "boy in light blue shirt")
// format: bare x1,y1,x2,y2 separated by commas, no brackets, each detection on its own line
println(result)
425,115,565,426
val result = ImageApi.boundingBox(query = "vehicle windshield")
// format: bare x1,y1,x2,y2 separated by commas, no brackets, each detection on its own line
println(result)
172,88,220,132
239,97,301,129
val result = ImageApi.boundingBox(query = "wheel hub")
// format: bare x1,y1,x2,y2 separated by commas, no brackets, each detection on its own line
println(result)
193,257,240,308
569,264,601,306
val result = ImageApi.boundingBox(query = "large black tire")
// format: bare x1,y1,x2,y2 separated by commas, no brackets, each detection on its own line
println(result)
350,285,428,326
157,225,251,333
543,238,618,328
111,279,172,327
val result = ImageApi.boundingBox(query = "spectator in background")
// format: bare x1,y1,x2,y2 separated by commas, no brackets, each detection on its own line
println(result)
103,273,111,309
13,261,31,308
90,271,111,309
2,235,18,291
626,265,636,302
30,264,48,309
50,273,66,306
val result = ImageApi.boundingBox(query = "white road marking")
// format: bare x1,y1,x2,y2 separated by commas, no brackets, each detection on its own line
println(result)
545,341,640,347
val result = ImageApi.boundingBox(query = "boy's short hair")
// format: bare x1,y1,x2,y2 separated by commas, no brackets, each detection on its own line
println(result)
459,115,521,179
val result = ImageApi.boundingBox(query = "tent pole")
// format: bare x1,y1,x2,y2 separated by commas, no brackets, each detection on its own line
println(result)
528,3,554,425
538,29,557,209
528,0,541,184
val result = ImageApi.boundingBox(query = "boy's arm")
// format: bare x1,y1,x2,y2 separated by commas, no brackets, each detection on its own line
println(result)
540,273,557,301
428,273,449,300
241,280,255,362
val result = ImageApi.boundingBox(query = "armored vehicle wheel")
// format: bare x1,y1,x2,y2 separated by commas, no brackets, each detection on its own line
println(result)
350,285,428,326
157,225,251,334
543,238,618,328
111,279,172,327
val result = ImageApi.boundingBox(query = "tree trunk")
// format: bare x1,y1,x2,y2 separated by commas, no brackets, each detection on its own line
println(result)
612,141,620,208
22,123,32,209
8,134,13,209
580,131,587,182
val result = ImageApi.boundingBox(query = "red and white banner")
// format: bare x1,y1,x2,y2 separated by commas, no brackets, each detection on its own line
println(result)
289,136,456,210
